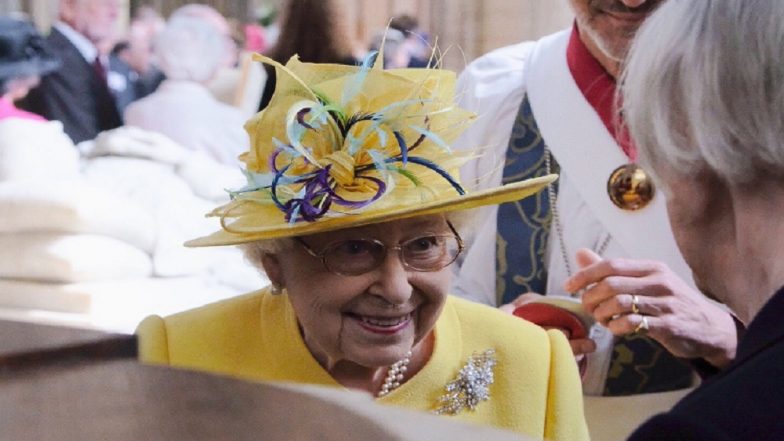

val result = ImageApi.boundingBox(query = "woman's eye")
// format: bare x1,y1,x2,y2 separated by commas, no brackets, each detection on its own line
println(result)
334,240,374,256
407,236,440,252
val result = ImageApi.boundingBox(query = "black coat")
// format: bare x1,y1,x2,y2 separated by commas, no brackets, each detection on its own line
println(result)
628,286,784,440
21,28,121,143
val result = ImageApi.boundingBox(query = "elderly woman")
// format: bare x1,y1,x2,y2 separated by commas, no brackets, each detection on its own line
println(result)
0,17,60,121
137,55,589,439
124,15,247,166
583,0,784,439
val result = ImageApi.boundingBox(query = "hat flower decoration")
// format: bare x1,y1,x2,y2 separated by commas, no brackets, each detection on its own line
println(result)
187,51,555,246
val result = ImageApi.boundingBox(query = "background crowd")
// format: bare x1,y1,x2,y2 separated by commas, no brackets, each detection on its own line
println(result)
3,0,783,440
0,0,431,332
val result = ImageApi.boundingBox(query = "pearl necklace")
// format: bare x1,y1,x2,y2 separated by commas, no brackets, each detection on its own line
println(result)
377,351,412,397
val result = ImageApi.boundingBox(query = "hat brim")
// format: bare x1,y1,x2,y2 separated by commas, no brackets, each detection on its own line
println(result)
185,174,557,247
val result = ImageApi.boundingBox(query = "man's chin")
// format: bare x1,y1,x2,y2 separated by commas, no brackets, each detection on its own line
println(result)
582,23,632,63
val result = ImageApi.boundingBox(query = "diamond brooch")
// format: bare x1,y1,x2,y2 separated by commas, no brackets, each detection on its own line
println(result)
434,349,497,415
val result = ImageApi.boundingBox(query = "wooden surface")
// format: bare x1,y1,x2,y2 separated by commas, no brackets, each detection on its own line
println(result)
0,319,136,371
584,389,693,441
1,360,523,441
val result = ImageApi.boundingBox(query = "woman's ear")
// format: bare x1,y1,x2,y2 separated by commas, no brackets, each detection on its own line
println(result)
261,252,285,288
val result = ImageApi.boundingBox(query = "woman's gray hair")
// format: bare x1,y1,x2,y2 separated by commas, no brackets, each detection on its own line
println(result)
240,238,291,273
621,0,784,186
154,16,224,83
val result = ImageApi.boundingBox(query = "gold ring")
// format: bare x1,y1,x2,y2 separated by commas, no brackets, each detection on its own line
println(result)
633,315,649,334
631,294,640,315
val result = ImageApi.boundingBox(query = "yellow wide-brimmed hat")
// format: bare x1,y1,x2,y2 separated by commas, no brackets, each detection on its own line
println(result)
187,53,555,247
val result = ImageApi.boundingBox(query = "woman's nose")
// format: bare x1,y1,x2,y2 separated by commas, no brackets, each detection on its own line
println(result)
368,250,414,305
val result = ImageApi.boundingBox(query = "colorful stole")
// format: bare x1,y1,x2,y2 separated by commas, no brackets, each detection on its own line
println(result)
495,95,555,306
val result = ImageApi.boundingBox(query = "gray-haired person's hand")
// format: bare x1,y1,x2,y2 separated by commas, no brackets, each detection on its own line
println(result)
565,249,737,369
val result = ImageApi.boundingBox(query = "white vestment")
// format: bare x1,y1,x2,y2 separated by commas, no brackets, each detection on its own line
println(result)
452,29,695,394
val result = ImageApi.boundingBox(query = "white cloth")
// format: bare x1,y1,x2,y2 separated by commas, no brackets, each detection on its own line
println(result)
0,120,264,332
81,152,265,291
0,119,79,182
80,126,245,203
124,80,249,166
0,180,156,253
82,155,220,277
0,232,152,283
0,276,249,333
452,29,696,395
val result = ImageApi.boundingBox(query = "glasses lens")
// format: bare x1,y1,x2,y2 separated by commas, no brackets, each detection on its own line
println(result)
401,235,460,271
324,239,386,275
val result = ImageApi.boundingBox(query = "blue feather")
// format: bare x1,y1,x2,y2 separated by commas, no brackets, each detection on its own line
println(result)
408,125,452,152
341,51,379,107
387,155,465,195
393,131,409,165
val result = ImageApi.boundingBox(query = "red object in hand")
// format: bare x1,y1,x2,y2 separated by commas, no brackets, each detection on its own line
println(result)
512,303,588,340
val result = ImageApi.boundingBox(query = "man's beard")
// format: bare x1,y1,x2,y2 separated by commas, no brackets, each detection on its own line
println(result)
577,0,664,62
576,15,635,63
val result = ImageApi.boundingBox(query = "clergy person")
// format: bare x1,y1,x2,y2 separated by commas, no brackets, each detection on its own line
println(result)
452,0,738,398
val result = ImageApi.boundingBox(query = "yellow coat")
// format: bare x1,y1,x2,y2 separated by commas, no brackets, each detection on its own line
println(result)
137,291,589,440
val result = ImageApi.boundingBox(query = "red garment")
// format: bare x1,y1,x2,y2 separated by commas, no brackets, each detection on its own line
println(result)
566,24,635,161
0,97,46,122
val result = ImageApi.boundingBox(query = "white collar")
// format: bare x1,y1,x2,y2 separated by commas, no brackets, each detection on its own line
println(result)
53,21,98,63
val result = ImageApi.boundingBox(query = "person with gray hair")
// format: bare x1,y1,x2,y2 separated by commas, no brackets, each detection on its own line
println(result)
169,3,238,69
124,15,248,166
614,0,784,438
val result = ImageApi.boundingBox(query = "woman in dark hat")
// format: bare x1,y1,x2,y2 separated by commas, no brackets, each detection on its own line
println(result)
0,17,60,121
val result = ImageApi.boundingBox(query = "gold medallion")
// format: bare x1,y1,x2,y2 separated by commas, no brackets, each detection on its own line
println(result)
607,164,655,210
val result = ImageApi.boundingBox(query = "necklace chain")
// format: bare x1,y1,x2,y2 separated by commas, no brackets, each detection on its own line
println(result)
377,351,412,397
546,149,611,281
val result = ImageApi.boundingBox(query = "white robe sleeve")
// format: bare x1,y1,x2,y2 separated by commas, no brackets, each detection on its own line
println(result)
450,42,535,306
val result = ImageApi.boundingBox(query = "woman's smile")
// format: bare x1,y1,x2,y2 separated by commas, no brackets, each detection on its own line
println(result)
346,310,414,335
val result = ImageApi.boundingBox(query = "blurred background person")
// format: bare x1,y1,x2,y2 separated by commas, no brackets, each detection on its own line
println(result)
0,16,78,185
127,5,166,93
388,14,431,68
169,3,238,69
242,18,267,54
0,17,60,121
20,0,123,144
106,39,136,116
169,3,265,119
258,0,359,110
124,15,248,166
106,6,165,115
368,28,409,69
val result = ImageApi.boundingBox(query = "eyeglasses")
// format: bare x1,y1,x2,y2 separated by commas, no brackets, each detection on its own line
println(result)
295,222,464,276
